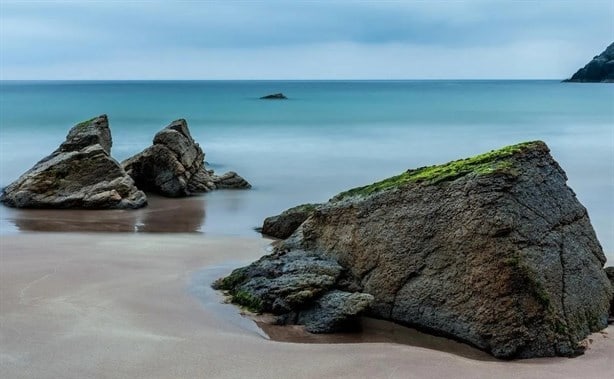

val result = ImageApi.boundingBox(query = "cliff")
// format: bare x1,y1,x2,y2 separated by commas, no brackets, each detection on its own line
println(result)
564,42,614,82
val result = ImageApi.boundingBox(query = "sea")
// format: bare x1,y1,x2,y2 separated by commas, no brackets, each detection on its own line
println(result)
0,80,612,258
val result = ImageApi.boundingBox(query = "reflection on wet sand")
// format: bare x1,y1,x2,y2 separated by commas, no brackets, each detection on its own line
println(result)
2,194,206,233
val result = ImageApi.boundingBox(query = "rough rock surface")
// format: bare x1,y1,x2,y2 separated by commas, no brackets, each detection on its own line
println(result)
0,115,146,209
122,119,250,197
216,141,611,359
298,291,374,333
605,267,614,321
213,249,373,332
564,42,614,82
260,203,320,239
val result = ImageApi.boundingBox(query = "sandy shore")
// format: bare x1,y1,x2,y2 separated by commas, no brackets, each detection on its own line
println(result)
1,233,612,379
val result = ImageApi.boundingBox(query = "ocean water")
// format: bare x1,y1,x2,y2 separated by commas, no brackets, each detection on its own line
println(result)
0,80,612,257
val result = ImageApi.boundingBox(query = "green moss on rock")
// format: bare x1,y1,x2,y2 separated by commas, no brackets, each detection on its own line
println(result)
212,267,247,291
336,141,541,200
212,268,264,312
75,116,98,129
232,290,264,313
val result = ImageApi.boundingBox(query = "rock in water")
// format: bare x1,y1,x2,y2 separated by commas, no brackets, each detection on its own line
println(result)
260,93,287,100
122,119,250,197
212,171,251,189
0,115,146,209
564,42,614,82
215,141,611,359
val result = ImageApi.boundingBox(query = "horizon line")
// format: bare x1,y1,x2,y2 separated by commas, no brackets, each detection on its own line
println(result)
0,78,570,82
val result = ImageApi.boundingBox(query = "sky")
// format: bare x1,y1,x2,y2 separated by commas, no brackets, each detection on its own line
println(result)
0,0,613,80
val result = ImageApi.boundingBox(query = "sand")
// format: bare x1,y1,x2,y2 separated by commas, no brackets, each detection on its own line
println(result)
1,233,612,379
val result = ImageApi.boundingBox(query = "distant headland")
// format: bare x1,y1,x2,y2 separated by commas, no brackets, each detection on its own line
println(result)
564,42,614,83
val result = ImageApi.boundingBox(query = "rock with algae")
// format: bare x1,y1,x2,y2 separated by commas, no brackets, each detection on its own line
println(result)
216,141,611,359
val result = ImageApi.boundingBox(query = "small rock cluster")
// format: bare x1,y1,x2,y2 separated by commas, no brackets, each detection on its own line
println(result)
0,115,250,208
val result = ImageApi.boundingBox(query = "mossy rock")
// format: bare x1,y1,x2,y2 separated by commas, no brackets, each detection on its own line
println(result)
335,141,540,200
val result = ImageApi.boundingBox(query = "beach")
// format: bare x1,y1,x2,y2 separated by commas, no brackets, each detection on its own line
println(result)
2,2,614,377
1,233,612,379
0,81,612,377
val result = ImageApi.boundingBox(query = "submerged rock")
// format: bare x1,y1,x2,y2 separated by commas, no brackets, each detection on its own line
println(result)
122,119,250,197
260,203,320,239
215,141,611,359
0,115,146,209
564,42,614,82
260,93,287,100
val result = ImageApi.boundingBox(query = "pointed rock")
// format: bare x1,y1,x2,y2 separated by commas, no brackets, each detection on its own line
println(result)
122,119,250,197
0,115,146,209
216,141,611,359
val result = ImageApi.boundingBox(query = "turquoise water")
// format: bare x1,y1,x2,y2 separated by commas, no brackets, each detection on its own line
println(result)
0,80,613,256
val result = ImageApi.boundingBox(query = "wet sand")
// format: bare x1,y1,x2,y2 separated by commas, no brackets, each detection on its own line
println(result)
0,195,208,233
1,233,612,379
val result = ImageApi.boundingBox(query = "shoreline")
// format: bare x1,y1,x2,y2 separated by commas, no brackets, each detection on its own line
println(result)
1,233,612,378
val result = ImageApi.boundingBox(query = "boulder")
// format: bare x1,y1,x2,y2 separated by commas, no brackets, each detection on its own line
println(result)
260,93,287,100
216,141,611,359
122,119,250,197
213,249,373,331
564,42,614,82
260,203,320,239
212,171,252,189
0,115,146,209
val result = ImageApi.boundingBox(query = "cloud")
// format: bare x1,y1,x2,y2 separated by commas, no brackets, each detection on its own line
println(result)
1,0,613,79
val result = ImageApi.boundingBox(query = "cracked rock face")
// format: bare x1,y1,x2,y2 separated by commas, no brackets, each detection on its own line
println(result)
122,119,250,197
0,115,146,209
217,141,611,359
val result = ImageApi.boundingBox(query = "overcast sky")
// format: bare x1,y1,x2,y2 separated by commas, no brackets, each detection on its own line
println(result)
1,0,613,80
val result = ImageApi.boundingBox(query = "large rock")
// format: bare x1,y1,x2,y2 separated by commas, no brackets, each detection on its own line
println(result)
260,203,320,239
122,119,250,197
216,141,611,359
0,115,146,209
564,42,614,82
